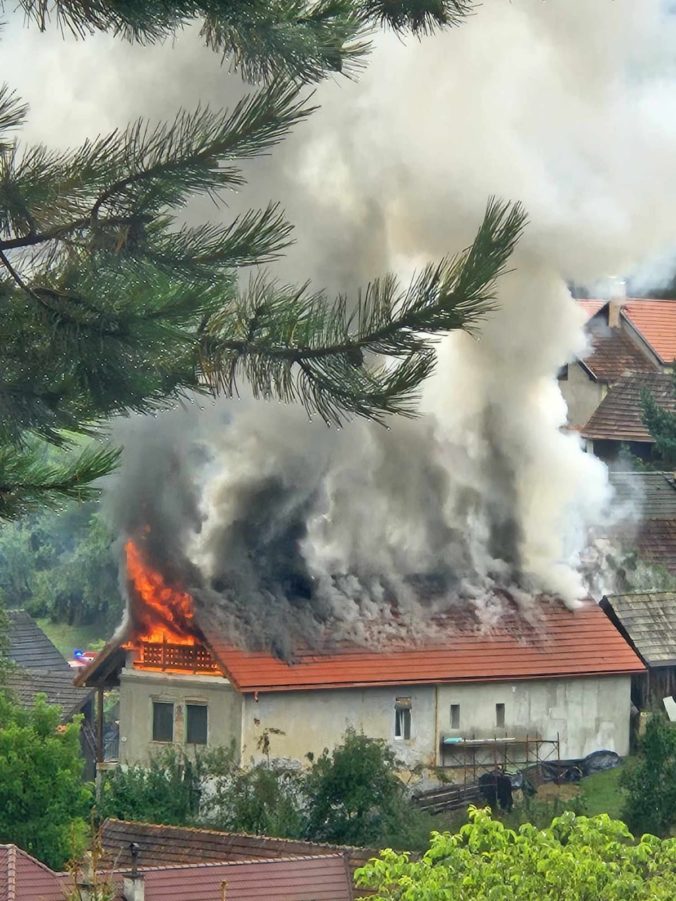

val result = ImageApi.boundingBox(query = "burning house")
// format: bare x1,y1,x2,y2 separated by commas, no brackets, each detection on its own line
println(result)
75,537,644,772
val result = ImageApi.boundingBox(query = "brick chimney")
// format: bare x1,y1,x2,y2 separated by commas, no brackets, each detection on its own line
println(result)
606,276,626,328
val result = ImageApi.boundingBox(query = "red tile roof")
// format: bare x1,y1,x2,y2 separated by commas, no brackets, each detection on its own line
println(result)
582,329,657,383
0,845,65,901
134,855,352,900
204,600,644,694
582,372,676,442
622,299,676,364
577,299,608,320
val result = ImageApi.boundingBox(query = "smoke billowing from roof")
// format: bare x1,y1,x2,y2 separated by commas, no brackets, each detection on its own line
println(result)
6,2,676,650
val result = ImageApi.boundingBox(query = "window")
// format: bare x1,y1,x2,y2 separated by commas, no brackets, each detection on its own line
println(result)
496,703,505,728
557,364,568,381
394,697,412,740
152,701,174,742
186,703,208,745
450,704,460,729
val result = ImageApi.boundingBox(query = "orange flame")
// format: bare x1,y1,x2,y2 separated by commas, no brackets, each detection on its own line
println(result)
124,539,197,646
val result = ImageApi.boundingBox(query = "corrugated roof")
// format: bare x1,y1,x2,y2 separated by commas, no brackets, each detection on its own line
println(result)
4,667,93,721
6,611,70,672
601,592,676,666
136,855,352,901
202,600,644,694
622,299,676,365
581,329,657,383
0,845,65,901
582,372,676,441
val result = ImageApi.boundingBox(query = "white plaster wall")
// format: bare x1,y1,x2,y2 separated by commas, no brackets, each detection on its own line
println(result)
436,675,631,760
559,362,605,429
118,668,242,765
240,685,438,768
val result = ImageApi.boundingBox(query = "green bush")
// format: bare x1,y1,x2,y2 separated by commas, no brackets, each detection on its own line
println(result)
620,714,676,837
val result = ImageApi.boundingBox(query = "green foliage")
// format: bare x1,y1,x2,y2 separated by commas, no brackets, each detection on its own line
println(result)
0,691,92,869
98,747,204,825
303,729,414,846
0,500,121,630
15,1,473,83
620,714,676,838
641,370,676,465
356,805,676,900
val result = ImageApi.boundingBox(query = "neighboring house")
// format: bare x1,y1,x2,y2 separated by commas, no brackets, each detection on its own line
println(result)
600,591,676,709
76,597,644,770
580,371,676,461
5,610,96,778
560,299,658,431
0,840,354,901
0,844,67,901
560,297,676,459
607,471,676,574
100,818,371,897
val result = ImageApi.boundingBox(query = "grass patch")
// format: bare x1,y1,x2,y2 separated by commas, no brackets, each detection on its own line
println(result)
36,618,105,658
580,765,626,820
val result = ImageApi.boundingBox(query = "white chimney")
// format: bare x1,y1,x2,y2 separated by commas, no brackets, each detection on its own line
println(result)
606,275,627,328
123,873,145,901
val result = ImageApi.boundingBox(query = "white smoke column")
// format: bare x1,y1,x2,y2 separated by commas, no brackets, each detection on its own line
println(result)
5,1,676,637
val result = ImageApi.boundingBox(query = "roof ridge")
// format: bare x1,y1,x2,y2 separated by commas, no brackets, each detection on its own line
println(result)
7,843,16,901
104,819,370,854
126,853,345,874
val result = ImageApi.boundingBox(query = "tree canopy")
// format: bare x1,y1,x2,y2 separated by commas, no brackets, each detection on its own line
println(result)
0,0,525,518
0,691,92,869
355,806,676,901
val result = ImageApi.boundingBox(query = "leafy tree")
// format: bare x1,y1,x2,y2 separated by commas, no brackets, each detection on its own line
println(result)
356,806,676,900
620,714,676,838
0,691,92,869
304,728,413,846
0,500,121,630
98,746,204,825
0,2,525,518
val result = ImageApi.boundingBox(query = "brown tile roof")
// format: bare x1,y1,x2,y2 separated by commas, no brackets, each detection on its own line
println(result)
577,299,608,320
201,599,644,694
581,329,657,383
0,845,65,901
635,519,676,574
622,299,676,365
4,667,93,722
99,818,374,882
6,611,70,672
601,592,676,667
132,855,353,900
582,372,676,442
608,471,676,519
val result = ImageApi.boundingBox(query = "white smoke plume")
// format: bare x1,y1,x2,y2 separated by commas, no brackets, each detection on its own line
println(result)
5,1,676,648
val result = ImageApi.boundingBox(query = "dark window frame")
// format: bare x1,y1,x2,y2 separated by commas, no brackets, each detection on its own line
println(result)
496,702,506,729
394,697,412,740
152,700,174,743
186,703,208,745
450,704,460,729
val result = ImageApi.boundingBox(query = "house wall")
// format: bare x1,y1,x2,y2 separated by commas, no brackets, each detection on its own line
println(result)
559,362,605,429
240,685,438,769
118,668,242,765
436,675,632,760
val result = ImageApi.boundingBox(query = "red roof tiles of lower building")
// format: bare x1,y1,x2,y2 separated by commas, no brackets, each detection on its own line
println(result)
204,599,644,694
582,372,676,442
0,845,66,901
622,299,676,364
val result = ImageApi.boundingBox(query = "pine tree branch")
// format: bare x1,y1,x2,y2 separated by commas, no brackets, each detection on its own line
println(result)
201,198,526,423
0,442,121,519
359,0,474,35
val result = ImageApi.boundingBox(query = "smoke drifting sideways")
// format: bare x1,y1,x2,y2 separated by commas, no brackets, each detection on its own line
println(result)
9,1,676,650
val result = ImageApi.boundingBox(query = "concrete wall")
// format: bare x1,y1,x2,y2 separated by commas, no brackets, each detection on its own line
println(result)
240,685,438,769
559,362,605,429
436,675,631,760
118,667,242,765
